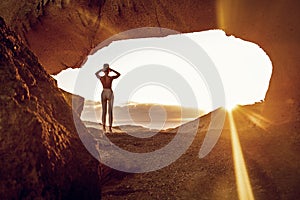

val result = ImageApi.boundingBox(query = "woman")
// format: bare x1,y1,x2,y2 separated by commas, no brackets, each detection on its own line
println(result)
95,63,121,133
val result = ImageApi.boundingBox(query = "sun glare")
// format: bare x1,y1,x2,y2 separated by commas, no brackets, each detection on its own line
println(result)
238,106,272,132
228,111,255,200
225,103,238,112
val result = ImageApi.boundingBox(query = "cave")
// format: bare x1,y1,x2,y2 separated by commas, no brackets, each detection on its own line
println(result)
0,0,299,199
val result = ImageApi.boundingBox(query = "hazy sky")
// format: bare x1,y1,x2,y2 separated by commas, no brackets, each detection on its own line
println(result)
53,30,272,113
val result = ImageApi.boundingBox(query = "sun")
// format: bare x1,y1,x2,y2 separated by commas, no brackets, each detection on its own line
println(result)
225,103,238,112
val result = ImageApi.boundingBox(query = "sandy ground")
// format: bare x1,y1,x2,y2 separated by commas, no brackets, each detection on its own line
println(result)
86,105,300,200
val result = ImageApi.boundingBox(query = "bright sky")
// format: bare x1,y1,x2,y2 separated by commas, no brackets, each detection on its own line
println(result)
53,30,272,113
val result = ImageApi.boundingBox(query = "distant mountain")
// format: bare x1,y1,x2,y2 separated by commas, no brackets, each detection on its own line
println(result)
83,120,154,132
81,101,205,130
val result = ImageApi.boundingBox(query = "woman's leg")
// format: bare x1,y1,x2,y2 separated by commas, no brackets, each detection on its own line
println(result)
108,93,114,132
101,91,107,131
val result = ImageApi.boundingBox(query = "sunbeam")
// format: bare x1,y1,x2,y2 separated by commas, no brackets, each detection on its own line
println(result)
238,107,272,131
228,111,255,200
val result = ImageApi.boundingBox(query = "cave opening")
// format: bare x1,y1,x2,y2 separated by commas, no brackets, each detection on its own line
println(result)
53,29,272,129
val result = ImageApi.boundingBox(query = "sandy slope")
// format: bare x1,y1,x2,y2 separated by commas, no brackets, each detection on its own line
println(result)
87,104,300,200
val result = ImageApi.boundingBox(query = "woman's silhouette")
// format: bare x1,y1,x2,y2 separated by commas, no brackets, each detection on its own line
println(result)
95,64,121,133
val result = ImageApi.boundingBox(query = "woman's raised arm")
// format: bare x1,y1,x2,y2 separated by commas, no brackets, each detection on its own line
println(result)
110,68,121,79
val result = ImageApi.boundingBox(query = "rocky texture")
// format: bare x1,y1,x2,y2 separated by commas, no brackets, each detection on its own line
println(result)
0,0,216,74
0,0,299,123
0,17,101,199
61,89,85,117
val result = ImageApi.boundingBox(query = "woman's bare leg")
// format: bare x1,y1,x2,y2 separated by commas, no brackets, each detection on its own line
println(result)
108,94,114,132
101,98,107,132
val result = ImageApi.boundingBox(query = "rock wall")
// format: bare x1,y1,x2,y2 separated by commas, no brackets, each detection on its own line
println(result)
0,17,101,199
61,89,85,117
0,0,217,74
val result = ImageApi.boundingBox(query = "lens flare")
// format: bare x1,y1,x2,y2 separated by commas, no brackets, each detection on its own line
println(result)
225,103,238,112
239,107,272,132
228,111,255,200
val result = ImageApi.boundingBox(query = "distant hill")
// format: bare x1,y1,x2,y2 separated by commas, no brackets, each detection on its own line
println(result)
81,101,205,130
